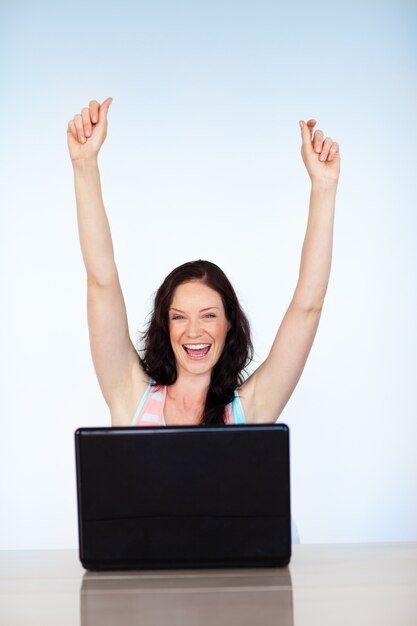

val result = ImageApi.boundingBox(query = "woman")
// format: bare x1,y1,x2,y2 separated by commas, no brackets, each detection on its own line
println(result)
67,97,340,431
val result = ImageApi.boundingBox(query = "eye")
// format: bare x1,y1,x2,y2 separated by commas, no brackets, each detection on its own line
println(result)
204,313,216,318
171,315,184,320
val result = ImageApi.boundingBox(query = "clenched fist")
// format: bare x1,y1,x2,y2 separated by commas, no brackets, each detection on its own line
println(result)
299,119,340,187
67,97,113,163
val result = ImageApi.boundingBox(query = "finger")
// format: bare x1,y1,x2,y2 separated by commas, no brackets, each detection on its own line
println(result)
81,107,92,138
89,99,100,124
306,119,317,132
74,113,86,143
299,120,315,153
98,97,113,123
319,137,333,161
67,120,78,141
328,142,340,161
301,119,317,136
313,129,324,153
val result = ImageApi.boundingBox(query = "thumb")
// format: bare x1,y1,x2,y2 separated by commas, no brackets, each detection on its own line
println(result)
299,119,314,153
98,97,113,123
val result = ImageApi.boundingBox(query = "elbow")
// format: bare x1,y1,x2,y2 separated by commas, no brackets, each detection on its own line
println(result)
293,283,328,314
292,295,325,314
87,270,119,289
307,300,325,314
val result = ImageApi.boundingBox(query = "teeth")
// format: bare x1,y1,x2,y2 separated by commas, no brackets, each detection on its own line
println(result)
183,344,211,350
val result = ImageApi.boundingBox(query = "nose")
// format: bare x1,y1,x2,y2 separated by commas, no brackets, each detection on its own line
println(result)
186,317,204,338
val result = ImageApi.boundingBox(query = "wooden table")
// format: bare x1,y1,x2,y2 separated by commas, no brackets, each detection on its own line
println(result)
1,543,416,625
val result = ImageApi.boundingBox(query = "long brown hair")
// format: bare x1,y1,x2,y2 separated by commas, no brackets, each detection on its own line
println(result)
136,260,253,425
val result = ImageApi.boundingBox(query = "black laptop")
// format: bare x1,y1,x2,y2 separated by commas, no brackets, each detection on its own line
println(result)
74,423,292,570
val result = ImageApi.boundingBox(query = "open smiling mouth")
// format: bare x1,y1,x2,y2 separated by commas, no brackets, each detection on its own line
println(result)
182,343,212,359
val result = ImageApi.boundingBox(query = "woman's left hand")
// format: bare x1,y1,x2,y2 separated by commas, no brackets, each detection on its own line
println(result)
299,119,340,187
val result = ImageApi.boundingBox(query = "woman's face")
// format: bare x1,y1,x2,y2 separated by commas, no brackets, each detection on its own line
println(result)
168,280,231,377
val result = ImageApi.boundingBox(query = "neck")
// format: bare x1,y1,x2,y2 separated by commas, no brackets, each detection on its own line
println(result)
167,368,211,409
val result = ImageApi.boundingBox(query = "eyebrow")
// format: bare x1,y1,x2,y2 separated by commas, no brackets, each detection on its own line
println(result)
169,307,220,313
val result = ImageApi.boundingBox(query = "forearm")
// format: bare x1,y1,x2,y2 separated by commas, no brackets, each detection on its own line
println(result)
293,182,337,311
72,158,117,284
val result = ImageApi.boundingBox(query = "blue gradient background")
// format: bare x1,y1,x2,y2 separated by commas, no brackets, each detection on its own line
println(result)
0,0,416,548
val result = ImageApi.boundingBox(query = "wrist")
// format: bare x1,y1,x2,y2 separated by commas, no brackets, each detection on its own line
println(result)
311,179,338,194
72,157,99,173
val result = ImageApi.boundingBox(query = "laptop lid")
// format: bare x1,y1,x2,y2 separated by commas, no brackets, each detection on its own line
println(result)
75,423,291,570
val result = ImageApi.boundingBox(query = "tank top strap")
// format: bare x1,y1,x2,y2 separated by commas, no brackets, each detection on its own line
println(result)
224,402,233,425
225,389,246,425
131,376,167,427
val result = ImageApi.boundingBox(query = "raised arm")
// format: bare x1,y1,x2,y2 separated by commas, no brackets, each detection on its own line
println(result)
67,99,147,423
240,119,340,423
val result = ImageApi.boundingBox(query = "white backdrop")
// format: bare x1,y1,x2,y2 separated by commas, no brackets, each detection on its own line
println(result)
1,0,416,549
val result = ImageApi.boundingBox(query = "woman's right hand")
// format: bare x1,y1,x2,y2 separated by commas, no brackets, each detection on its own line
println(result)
67,97,113,163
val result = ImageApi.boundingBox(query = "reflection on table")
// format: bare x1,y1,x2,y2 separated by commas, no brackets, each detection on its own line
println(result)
81,568,293,626
1,543,416,626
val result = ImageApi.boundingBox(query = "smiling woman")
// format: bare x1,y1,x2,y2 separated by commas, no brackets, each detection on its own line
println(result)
135,261,253,426
67,97,339,434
